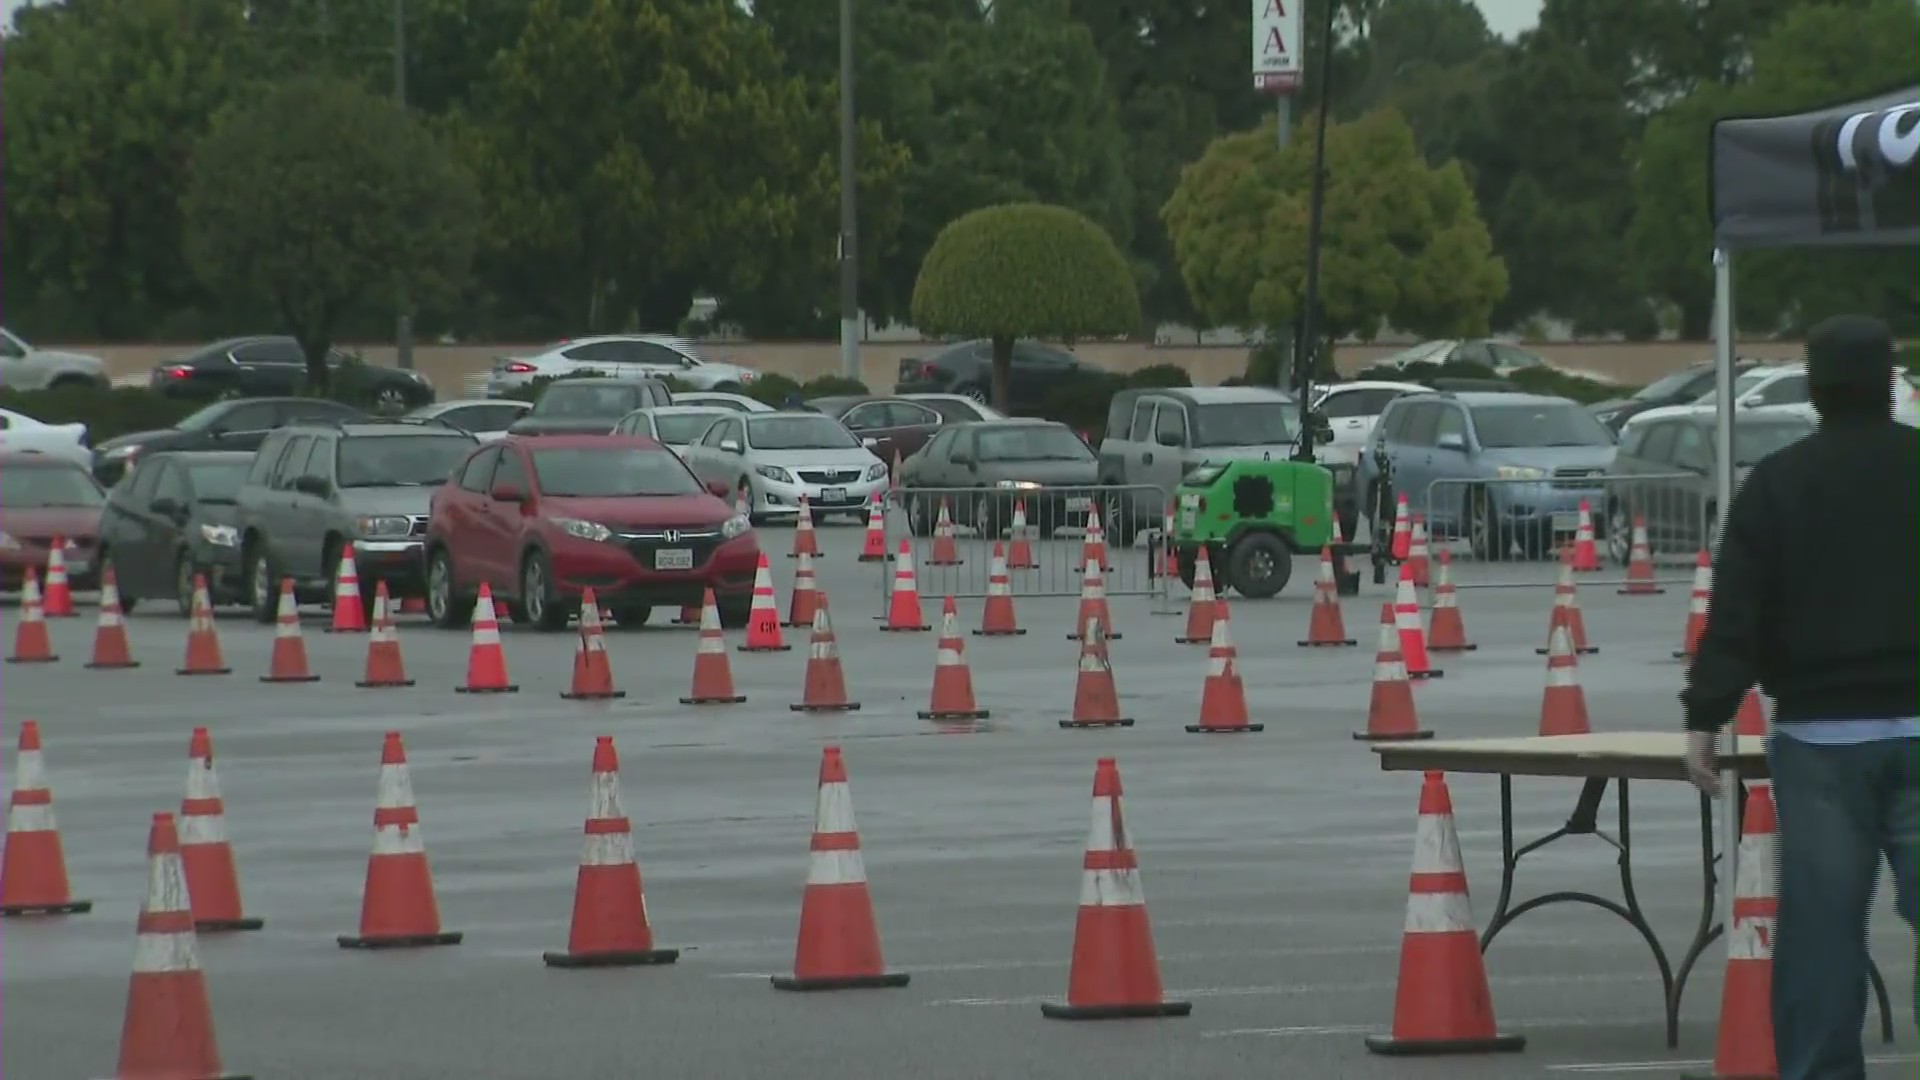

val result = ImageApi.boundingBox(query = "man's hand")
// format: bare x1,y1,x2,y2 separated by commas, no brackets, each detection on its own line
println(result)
1684,730,1722,797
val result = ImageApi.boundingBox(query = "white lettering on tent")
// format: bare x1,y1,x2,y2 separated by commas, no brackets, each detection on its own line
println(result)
1836,104,1918,171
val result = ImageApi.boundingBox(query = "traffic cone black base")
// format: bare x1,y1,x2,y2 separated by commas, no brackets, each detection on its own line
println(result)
454,685,519,694
973,628,1027,636
177,667,231,676
1535,646,1598,656
1068,631,1123,640
1364,1033,1525,1056
1059,718,1134,729
260,672,319,684
357,678,416,688
789,702,863,713
1431,644,1479,652
771,971,910,992
738,644,792,652
1297,639,1357,647
337,930,464,949
196,915,265,932
542,947,679,969
0,898,93,916
1041,1000,1193,1021
680,693,747,705
919,707,990,721
1352,730,1434,743
560,689,627,701
1186,723,1265,734
1409,670,1445,680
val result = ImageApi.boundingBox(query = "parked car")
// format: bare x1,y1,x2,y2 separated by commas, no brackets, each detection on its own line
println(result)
0,328,110,391
679,411,889,523
672,391,773,413
235,420,479,622
0,453,106,591
897,419,1099,538
894,339,1103,413
1604,406,1813,559
509,377,673,435
424,435,760,631
148,336,435,413
91,397,370,487
897,393,1009,424
1358,391,1618,560
1309,380,1433,469
807,395,947,466
1587,359,1761,431
96,450,252,615
485,336,757,396
0,407,92,467
405,398,532,441
1377,339,1554,376
611,406,734,451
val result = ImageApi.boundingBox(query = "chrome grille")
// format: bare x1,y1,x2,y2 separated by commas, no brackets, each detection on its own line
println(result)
407,515,431,536
617,527,724,570
797,469,863,484
1550,467,1605,491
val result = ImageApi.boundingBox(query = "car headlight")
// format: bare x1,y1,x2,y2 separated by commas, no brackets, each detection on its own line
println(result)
355,515,415,538
549,517,613,543
1495,466,1549,481
721,514,751,539
198,524,240,548
995,479,1042,490
1593,410,1618,426
737,371,757,384
0,532,20,551
101,444,139,461
865,463,888,482
755,464,795,484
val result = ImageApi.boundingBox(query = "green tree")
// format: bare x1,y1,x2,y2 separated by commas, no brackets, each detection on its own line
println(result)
1162,108,1506,366
912,204,1140,410
182,76,480,391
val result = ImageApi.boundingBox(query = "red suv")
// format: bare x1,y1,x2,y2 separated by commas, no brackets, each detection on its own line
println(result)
424,434,760,630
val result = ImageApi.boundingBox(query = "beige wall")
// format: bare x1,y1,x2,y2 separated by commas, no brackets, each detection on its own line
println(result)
87,339,1811,395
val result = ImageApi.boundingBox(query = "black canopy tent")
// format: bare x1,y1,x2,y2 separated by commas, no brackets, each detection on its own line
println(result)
1703,83,1917,946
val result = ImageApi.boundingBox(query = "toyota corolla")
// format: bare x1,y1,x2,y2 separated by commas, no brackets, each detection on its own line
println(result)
677,411,889,523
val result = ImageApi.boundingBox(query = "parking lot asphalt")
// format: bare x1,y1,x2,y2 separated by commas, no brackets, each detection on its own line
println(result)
3,523,1912,1079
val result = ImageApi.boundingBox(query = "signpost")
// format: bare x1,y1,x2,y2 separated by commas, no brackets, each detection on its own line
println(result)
1253,0,1305,390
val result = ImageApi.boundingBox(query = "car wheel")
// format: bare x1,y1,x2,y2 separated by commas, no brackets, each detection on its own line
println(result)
97,547,136,614
1468,489,1510,562
370,385,411,416
174,552,198,618
972,495,1005,540
717,595,753,629
245,543,277,623
905,492,935,538
520,549,570,631
426,547,469,629
1101,493,1138,548
959,384,988,404
1606,502,1633,565
1225,532,1293,599
609,604,650,629
734,478,760,526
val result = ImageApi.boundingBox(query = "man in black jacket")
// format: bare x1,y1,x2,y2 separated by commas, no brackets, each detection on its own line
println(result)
1682,314,1918,1080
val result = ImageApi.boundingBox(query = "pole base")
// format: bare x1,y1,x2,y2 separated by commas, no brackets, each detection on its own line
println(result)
338,930,463,949
972,628,1027,636
919,708,990,721
1060,718,1134,729
87,660,145,669
196,916,265,932
791,702,863,712
681,694,747,705
543,947,679,968
1429,644,1478,652
1187,724,1266,733
0,898,93,916
455,684,519,694
177,668,232,676
771,971,910,991
1364,1031,1525,1056
260,673,321,683
1041,999,1193,1021
357,679,416,688
560,689,627,700
1297,639,1358,647
1353,729,1434,742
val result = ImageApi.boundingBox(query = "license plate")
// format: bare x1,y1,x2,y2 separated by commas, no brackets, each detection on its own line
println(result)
821,486,846,504
1066,497,1092,512
1550,511,1580,533
654,548,694,571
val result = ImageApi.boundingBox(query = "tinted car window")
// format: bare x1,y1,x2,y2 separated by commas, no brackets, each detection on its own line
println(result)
881,402,940,427
748,416,859,451
440,405,523,433
185,462,249,502
212,402,280,432
1469,403,1613,449
1,465,104,507
1398,403,1440,447
120,459,163,500
491,449,528,491
1433,406,1469,444
458,447,501,492
531,383,642,418
1129,400,1156,441
1672,423,1710,468
1154,405,1188,445
1756,374,1807,406
531,448,703,497
337,435,475,487
151,462,189,504
655,412,727,444
921,428,958,460
270,436,314,489
1193,402,1294,446
1635,422,1678,463
976,426,1094,461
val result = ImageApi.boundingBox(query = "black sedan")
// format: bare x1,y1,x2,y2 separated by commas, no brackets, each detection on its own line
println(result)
896,419,1099,538
92,397,369,486
806,395,947,467
894,339,1103,415
97,451,253,615
149,336,436,414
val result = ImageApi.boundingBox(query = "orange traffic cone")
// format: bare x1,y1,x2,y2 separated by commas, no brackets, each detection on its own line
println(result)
1062,616,1132,729
785,550,823,628
1158,500,1180,582
1618,514,1664,595
1078,507,1111,573
1539,622,1591,737
975,542,1025,636
86,566,140,668
1684,786,1778,1080
1734,688,1768,738
1007,499,1039,569
338,732,462,949
1389,495,1412,561
561,589,624,700
672,601,701,626
1426,552,1476,652
738,552,791,651
9,567,57,663
261,578,320,683
177,574,231,676
42,538,75,617
1355,605,1432,742
1040,758,1191,1020
327,548,368,633
791,601,861,712
1298,547,1358,647
857,493,889,562
105,812,247,1080
927,499,964,566
1394,564,1440,679
790,495,822,558
1176,547,1217,644
771,746,909,991
882,539,930,631
919,597,988,721
180,728,264,932
1675,549,1712,660
1365,772,1524,1056
544,736,679,968
357,583,414,688
0,720,92,916
1067,552,1122,641
456,584,518,693
1406,515,1432,587
681,589,747,705
1569,499,1601,571
1188,607,1261,733
1536,553,1597,655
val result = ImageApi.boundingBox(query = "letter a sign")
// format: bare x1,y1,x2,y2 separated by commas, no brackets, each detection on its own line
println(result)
1253,0,1303,94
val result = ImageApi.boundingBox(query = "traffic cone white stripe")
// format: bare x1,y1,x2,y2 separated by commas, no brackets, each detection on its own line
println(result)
376,763,416,810
8,804,56,833
936,645,963,666
811,634,838,661
372,824,427,857
1404,891,1475,934
1078,797,1145,908
587,770,623,822
1374,620,1409,682
582,831,637,869
132,930,200,974
814,781,858,835
1411,814,1464,875
470,622,501,646
178,814,228,845
1733,834,1775,914
14,748,49,796
142,850,191,917
1728,917,1774,961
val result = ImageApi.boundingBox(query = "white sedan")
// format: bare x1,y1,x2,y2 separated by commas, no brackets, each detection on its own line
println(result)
1309,380,1433,466
405,398,532,441
0,408,90,466
611,405,734,451
679,411,889,523
672,390,772,413
485,335,759,396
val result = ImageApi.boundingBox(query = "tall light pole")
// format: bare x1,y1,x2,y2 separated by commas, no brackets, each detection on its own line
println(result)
1253,0,1304,390
1291,0,1337,463
392,0,414,371
836,0,860,381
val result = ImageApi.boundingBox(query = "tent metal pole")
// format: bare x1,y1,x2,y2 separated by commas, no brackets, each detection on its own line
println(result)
1711,246,1739,954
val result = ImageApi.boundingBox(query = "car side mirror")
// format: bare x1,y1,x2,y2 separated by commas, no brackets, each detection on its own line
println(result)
489,484,524,503
292,476,332,498
861,437,879,449
719,438,742,454
149,496,182,517
704,479,731,499
1436,433,1468,452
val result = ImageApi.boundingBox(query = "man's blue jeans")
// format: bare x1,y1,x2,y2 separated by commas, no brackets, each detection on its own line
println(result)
1768,733,1918,1080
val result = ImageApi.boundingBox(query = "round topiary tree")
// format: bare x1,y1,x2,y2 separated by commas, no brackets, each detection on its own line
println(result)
911,203,1141,412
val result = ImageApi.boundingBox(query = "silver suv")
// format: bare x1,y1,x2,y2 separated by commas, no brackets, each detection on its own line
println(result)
0,328,109,391
236,420,478,622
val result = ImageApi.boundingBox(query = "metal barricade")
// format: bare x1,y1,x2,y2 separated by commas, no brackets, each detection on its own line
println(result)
876,484,1172,615
1418,473,1711,589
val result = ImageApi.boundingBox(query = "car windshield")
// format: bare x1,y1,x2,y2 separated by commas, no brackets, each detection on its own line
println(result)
976,426,1092,462
1733,422,1813,465
655,412,726,444
1192,402,1296,447
336,435,474,487
1697,370,1775,405
1635,367,1706,401
186,462,250,503
173,402,233,432
532,448,702,497
749,416,859,450
1,465,104,508
1470,403,1614,448
531,384,640,419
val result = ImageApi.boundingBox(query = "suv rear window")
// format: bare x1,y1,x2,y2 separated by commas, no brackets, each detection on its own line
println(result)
336,435,476,487
1468,403,1613,449
532,382,645,418
1193,402,1295,447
